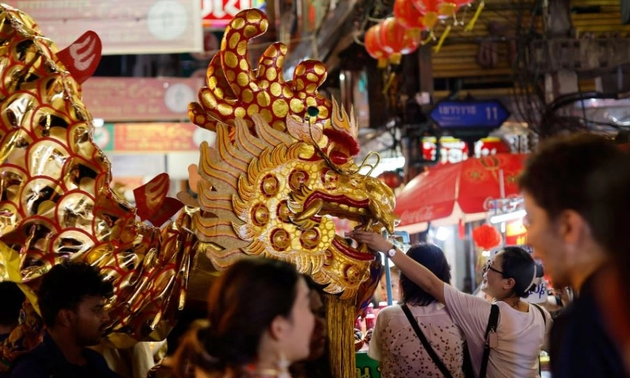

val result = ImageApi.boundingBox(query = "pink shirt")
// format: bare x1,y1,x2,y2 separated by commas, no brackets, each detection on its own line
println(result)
368,302,465,378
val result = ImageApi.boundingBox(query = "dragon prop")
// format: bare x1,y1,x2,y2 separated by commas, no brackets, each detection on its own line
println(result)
186,9,398,377
0,4,398,378
0,3,195,366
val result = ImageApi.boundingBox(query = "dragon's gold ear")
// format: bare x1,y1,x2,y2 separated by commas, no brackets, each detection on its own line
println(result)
286,115,324,144
330,97,359,140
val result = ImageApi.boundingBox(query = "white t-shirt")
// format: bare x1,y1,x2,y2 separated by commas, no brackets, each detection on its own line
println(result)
368,302,465,378
444,284,552,378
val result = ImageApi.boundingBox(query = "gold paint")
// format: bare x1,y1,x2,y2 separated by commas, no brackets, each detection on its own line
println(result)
270,82,282,97
256,92,270,106
218,103,234,116
208,76,218,89
305,84,317,93
296,79,305,91
271,228,290,251
272,120,285,131
283,86,294,98
306,73,319,82
290,98,305,113
242,89,254,103
246,9,261,22
252,203,270,226
264,58,273,65
225,70,236,82
266,67,277,81
314,64,326,75
260,19,268,32
237,72,249,87
258,80,269,89
237,41,248,55
261,175,279,196
232,17,246,29
318,106,329,118
234,107,246,119
295,64,306,76
239,59,249,70
272,99,289,117
229,33,240,49
244,25,258,38
247,104,260,116
306,97,317,107
260,108,273,121
195,115,205,124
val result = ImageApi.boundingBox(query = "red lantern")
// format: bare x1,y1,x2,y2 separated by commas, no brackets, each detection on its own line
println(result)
411,0,444,29
440,0,474,19
394,0,426,36
377,171,403,189
472,224,502,250
364,23,389,68
378,18,420,65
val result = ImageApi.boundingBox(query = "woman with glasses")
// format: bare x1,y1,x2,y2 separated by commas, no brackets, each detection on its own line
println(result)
348,231,551,378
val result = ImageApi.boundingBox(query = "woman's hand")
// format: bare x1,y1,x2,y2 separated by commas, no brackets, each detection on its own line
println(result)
346,230,393,254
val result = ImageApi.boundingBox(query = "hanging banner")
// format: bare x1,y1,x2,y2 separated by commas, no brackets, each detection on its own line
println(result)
5,0,203,55
81,77,203,122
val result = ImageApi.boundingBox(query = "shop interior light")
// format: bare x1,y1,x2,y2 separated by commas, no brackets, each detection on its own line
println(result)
93,118,105,128
490,209,527,224
435,226,450,241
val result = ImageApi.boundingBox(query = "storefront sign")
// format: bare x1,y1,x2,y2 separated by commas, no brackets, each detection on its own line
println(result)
202,0,266,28
6,0,203,55
421,137,510,165
505,218,527,245
82,77,203,122
430,99,510,129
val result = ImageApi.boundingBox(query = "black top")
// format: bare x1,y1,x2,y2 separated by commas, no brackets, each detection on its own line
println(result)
550,270,628,378
9,332,119,378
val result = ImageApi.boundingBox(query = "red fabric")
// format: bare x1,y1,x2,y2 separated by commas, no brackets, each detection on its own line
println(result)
395,153,528,226
472,224,502,250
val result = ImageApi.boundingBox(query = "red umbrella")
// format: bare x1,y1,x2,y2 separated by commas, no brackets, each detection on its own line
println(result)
396,153,528,227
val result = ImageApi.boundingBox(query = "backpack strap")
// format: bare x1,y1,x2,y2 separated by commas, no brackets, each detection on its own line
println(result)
401,304,454,378
479,304,500,378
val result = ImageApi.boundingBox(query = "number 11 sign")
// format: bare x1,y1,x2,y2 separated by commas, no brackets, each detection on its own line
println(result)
429,99,511,129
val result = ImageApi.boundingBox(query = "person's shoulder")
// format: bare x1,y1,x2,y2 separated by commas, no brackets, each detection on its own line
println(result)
8,349,48,378
83,347,120,377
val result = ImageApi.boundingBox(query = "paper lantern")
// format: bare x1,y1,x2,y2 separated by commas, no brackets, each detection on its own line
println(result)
378,17,421,65
377,171,403,189
364,23,389,68
472,224,502,250
411,0,444,30
394,0,426,37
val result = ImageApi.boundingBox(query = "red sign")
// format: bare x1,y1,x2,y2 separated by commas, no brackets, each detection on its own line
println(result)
202,0,266,28
113,123,200,152
5,0,202,55
81,77,203,122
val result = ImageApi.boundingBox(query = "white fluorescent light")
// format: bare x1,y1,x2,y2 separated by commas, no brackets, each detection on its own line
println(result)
93,118,105,128
435,226,450,241
490,209,527,224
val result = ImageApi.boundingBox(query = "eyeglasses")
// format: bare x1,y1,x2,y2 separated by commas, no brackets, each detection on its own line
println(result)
483,260,505,276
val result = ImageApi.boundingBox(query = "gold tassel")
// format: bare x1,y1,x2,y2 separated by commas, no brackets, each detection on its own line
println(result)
433,25,451,53
324,293,356,378
465,1,485,32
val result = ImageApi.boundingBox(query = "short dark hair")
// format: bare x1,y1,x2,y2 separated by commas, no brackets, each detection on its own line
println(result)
587,151,630,257
500,246,536,298
38,261,113,327
519,134,623,221
400,244,451,306
0,282,25,326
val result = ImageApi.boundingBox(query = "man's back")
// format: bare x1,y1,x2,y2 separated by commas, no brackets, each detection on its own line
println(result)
9,333,119,378
550,272,627,378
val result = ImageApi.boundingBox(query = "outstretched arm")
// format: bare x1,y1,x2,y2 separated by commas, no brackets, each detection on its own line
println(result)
348,230,446,304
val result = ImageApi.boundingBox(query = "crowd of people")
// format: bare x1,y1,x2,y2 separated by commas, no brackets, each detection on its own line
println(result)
1,133,629,378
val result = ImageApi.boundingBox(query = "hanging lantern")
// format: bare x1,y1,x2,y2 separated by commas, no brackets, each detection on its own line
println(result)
394,0,426,39
472,224,502,250
439,0,475,23
411,0,444,30
377,171,403,189
378,17,420,65
364,23,389,68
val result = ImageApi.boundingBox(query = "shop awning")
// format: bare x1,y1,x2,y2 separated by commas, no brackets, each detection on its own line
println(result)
395,154,528,227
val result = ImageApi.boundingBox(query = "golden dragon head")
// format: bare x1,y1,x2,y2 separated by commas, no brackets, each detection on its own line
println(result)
0,4,194,347
189,8,399,302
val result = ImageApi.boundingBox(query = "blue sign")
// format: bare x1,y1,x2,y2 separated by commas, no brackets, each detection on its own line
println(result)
429,100,510,129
